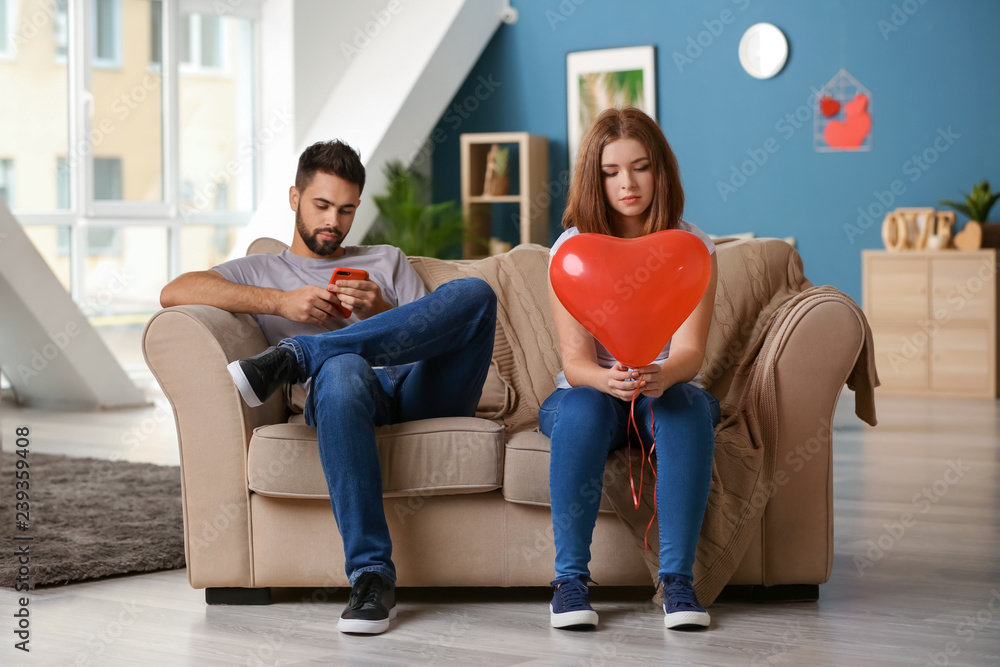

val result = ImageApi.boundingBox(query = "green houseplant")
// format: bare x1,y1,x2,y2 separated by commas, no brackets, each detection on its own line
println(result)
363,161,466,259
940,180,999,223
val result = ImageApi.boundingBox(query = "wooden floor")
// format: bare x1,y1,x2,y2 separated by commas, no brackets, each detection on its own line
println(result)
1,384,999,666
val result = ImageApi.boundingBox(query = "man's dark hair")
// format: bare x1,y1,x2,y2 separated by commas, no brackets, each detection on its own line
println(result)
295,140,366,194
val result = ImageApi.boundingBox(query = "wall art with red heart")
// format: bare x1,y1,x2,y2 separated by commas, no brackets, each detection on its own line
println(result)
814,69,873,152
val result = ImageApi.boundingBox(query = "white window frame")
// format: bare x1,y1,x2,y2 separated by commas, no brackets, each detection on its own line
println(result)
15,0,260,303
0,0,18,61
179,12,230,76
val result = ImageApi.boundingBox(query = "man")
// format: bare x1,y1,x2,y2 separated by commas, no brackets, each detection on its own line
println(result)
160,140,497,634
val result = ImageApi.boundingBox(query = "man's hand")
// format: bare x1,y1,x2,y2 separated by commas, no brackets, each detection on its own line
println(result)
275,285,343,325
329,279,391,320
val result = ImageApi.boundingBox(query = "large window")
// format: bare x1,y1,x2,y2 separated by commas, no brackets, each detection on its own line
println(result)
3,0,259,326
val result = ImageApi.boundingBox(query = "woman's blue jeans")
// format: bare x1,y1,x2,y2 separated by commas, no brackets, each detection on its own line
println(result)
280,277,497,585
539,383,720,582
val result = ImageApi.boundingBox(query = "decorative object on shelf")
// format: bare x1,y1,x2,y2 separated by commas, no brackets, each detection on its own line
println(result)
952,221,982,251
364,161,466,259
566,45,656,173
459,132,549,258
738,23,789,80
941,180,1000,251
814,70,872,152
482,144,510,196
929,211,955,249
881,209,956,251
940,180,999,225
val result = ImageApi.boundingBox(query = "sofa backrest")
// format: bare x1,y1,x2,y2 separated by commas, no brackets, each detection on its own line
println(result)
244,237,809,428
410,237,811,429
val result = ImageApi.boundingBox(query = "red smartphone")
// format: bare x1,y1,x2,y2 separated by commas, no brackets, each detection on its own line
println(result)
327,268,369,317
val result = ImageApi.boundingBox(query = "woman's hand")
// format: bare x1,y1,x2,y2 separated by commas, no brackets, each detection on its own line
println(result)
607,362,644,400
607,362,670,400
634,363,668,398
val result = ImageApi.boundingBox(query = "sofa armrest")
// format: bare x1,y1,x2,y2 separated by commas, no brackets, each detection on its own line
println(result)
142,305,286,589
756,297,865,585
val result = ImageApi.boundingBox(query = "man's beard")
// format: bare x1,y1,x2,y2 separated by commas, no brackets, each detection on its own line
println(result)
296,206,343,256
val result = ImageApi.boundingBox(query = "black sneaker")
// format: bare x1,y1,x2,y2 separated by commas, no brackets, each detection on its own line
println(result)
226,346,301,408
660,574,710,629
550,574,598,628
338,572,397,634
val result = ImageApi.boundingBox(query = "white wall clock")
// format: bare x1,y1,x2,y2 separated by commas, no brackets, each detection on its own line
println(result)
738,23,789,79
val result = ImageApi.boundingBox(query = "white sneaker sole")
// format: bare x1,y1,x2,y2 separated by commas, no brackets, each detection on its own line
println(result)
338,606,397,634
550,604,598,628
663,610,710,629
226,360,263,408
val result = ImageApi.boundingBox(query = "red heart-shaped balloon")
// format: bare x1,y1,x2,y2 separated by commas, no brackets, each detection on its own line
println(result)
819,95,841,118
549,230,712,368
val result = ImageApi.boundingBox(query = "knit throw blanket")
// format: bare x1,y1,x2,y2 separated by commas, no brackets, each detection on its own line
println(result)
410,238,878,605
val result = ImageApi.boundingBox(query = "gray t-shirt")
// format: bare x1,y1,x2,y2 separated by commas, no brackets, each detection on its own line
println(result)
212,245,428,346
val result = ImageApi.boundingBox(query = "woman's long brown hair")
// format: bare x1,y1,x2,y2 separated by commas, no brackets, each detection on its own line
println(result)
563,107,684,237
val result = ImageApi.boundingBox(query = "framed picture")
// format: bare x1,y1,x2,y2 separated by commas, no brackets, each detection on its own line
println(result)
566,45,657,172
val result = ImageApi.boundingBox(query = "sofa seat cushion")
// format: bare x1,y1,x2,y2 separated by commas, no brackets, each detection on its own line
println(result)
502,430,614,513
248,417,505,499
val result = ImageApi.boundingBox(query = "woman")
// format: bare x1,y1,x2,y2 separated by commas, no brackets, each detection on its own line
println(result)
543,107,720,630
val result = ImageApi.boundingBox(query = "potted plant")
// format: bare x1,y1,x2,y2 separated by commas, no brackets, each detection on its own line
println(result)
940,180,1000,250
363,161,466,259
483,144,510,196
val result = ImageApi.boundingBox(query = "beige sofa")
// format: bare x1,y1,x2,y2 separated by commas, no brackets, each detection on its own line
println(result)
143,237,867,605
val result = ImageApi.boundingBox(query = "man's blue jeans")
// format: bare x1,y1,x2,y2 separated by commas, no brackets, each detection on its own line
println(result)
280,277,497,585
539,382,720,582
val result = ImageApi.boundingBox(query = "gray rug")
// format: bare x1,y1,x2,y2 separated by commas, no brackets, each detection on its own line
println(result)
0,451,185,589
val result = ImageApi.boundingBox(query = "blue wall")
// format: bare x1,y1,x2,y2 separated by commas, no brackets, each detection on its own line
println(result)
430,0,1000,302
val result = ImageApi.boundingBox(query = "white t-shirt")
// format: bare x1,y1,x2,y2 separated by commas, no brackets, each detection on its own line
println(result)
549,221,716,390
212,245,428,346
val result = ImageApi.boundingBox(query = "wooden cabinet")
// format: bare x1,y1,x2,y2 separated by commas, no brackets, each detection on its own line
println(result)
459,132,549,258
862,250,999,397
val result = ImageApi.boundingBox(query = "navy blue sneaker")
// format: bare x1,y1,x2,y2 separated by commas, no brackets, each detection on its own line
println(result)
550,574,598,628
660,575,710,629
